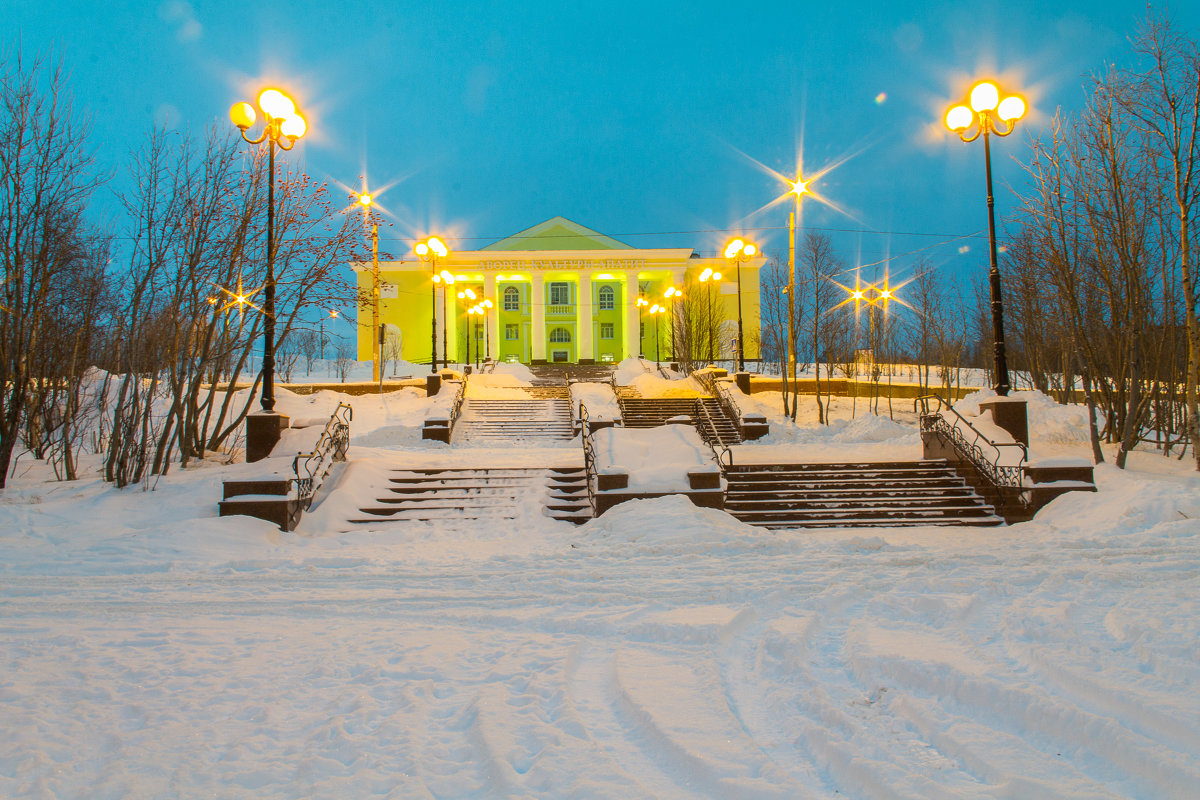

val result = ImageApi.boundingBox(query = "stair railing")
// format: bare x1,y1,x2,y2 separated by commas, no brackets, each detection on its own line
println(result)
579,402,599,514
916,394,1027,491
694,397,734,468
447,378,467,431
292,402,352,510
694,370,744,440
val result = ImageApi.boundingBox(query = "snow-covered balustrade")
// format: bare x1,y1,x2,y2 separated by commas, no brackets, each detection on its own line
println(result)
569,381,620,433
292,402,353,510
588,422,726,515
421,379,465,442
219,402,353,532
692,367,769,441
919,393,1095,522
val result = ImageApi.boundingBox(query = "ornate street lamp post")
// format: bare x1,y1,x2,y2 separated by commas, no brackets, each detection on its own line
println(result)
945,80,1026,396
229,88,306,461
355,193,383,386
458,287,477,369
415,236,450,372
697,267,722,363
320,309,338,362
648,303,665,369
786,175,809,402
724,238,757,373
480,299,493,364
664,286,683,363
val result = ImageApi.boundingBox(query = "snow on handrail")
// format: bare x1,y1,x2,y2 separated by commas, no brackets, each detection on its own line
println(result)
916,394,1027,491
579,402,599,514
694,398,733,469
292,402,352,510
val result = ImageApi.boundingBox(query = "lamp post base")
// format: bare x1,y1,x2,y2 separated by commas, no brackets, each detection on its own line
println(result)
978,397,1028,447
246,412,290,463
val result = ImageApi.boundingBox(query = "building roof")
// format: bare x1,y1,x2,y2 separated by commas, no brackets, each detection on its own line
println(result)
481,216,633,251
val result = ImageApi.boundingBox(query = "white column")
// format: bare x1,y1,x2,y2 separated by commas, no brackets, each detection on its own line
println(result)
624,269,641,359
484,273,499,361
444,285,457,365
531,274,546,362
576,271,593,363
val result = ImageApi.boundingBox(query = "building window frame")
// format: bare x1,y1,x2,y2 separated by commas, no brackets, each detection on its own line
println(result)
549,282,571,306
599,322,614,340
503,286,520,312
598,285,615,311
549,327,571,343
505,323,519,340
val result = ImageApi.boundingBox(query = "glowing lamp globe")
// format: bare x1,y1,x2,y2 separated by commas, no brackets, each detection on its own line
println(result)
229,102,256,130
969,82,1000,112
744,244,757,256
945,105,973,132
258,89,295,120
281,114,307,140
998,95,1026,122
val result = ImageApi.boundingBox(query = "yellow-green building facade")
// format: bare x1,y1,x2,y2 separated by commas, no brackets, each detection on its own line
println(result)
352,217,763,366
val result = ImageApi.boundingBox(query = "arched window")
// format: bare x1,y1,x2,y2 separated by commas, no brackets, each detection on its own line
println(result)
598,285,615,310
549,328,571,343
503,286,520,311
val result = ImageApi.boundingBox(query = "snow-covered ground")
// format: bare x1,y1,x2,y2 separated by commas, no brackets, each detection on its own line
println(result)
2,366,1199,798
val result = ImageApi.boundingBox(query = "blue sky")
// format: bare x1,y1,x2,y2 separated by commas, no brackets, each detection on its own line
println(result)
10,1,1198,291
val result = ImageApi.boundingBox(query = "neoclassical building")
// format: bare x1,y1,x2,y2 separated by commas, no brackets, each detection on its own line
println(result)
352,216,763,366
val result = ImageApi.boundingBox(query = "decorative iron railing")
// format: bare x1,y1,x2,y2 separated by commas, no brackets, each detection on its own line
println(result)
693,397,733,469
292,402,352,510
447,378,467,431
916,394,1027,491
579,402,599,515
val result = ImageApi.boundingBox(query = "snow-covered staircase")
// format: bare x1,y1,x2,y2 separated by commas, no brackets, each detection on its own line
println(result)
724,460,1004,529
349,467,591,525
618,396,743,444
455,389,576,443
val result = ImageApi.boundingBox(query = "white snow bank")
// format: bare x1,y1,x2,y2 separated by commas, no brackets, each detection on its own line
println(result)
593,423,714,491
570,381,620,421
577,494,763,548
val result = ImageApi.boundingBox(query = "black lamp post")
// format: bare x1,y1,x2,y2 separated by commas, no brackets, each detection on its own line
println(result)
230,89,307,415
416,237,450,372
724,238,757,373
945,81,1027,397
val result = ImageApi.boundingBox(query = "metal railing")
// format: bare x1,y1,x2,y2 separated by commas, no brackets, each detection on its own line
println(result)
694,398,733,468
579,402,599,515
693,369,746,443
292,402,352,510
916,394,1027,491
447,378,467,431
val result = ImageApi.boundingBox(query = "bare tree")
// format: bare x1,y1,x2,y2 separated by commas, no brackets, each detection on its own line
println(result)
796,233,841,423
1118,12,1200,469
0,49,105,488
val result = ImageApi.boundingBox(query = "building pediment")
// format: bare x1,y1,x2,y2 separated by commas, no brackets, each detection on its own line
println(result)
482,216,633,251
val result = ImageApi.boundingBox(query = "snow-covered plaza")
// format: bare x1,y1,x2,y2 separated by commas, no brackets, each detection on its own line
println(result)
2,364,1198,798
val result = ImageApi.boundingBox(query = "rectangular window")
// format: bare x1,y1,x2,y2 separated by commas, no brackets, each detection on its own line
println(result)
549,282,571,306
600,322,614,340
505,324,519,340
640,322,645,338
476,327,484,340
503,287,520,311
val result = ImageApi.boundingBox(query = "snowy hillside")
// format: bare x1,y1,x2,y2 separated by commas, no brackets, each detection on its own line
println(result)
2,374,1198,798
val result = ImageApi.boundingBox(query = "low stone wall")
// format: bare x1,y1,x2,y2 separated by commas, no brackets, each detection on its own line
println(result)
217,380,424,397
745,378,1086,404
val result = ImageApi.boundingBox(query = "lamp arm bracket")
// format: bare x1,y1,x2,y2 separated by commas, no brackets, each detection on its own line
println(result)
239,128,270,146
